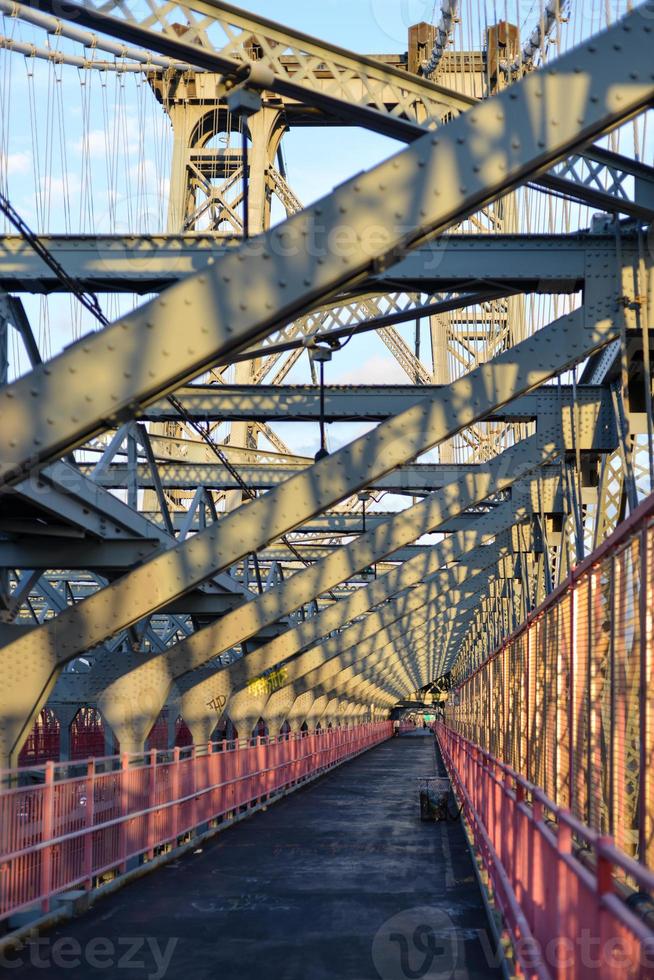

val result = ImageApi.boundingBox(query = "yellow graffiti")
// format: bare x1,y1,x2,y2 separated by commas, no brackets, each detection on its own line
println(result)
247,667,288,698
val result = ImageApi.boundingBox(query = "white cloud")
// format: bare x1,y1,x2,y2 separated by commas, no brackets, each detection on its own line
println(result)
40,172,82,198
0,150,32,176
332,353,413,385
129,157,158,183
73,130,108,159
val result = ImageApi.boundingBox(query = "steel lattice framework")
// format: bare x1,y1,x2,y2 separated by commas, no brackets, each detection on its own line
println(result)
0,0,652,807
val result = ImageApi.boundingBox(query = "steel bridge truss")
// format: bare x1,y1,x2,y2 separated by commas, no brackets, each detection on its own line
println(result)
0,1,653,772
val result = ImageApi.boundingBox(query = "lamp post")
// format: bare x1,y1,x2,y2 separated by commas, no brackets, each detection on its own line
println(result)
309,344,332,461
358,490,371,532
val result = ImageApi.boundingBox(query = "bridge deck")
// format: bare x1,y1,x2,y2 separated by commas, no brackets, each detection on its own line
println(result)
5,733,501,979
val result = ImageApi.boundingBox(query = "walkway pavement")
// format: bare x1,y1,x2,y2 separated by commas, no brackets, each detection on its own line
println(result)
3,733,502,979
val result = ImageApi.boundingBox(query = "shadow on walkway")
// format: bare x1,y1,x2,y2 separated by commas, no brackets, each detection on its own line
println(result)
3,735,502,979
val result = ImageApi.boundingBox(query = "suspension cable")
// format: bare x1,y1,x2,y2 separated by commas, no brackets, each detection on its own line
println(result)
501,0,572,75
0,189,109,326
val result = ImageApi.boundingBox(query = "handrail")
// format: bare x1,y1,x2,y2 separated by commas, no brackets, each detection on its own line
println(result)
0,722,391,921
436,723,654,979
456,486,654,690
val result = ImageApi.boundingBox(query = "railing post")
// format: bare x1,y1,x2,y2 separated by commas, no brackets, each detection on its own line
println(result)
119,753,129,873
172,747,181,841
513,781,525,904
556,814,573,980
83,757,96,888
596,835,615,975
40,760,55,912
146,749,157,860
501,768,512,873
596,836,614,897
189,745,197,833
531,797,545,942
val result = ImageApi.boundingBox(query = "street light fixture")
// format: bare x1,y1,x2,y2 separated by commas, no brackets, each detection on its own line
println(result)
309,344,332,461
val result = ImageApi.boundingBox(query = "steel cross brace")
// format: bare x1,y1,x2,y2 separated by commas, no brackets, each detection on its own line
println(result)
262,584,492,712
1,10,651,484
264,584,493,721
0,287,619,763
49,504,518,743
81,435,546,746
44,439,533,689
208,575,489,740
147,530,513,737
175,517,524,746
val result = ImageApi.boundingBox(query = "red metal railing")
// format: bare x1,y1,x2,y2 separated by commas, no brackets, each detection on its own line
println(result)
0,721,391,922
437,723,654,979
447,488,654,865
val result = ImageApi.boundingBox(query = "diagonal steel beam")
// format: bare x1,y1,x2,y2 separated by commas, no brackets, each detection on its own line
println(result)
268,585,489,709
261,580,492,715
0,288,612,766
88,436,546,742
1,9,651,485
206,576,486,740
175,517,524,744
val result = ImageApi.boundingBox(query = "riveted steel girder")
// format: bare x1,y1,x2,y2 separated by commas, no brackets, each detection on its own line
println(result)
44,440,533,717
0,12,645,762
0,233,633,293
174,510,525,741
141,383,613,432
144,511,486,536
182,569,492,739
274,584,488,707
1,10,651,484
265,589,485,709
87,436,545,743
81,459,562,493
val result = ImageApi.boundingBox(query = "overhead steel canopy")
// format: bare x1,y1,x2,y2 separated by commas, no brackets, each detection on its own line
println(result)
0,2,652,766
1,7,652,485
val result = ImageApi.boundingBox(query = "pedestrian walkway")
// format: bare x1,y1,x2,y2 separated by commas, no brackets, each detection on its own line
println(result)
2,733,502,979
